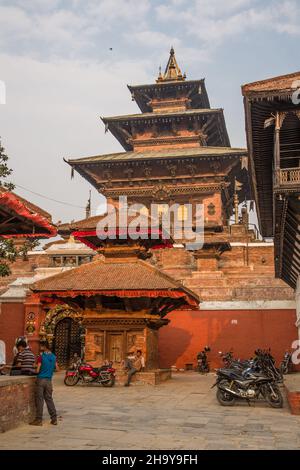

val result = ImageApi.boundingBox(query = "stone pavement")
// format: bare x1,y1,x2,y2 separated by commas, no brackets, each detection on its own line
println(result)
0,372,300,450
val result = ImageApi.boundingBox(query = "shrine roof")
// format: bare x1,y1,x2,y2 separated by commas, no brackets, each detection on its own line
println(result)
102,108,222,123
242,71,300,97
0,187,52,220
31,258,199,306
68,146,247,165
0,187,57,238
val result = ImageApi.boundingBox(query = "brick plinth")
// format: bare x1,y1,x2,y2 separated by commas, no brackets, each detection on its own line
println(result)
115,369,172,386
285,388,300,415
284,374,300,415
0,376,36,432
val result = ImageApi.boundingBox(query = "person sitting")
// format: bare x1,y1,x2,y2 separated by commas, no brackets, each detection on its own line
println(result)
124,349,145,387
69,353,81,370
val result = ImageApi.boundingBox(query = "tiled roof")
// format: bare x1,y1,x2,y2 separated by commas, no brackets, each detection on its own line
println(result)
58,210,159,233
0,187,56,237
0,187,52,221
59,215,110,232
242,71,300,95
128,79,204,91
102,108,222,122
68,146,247,165
31,258,198,300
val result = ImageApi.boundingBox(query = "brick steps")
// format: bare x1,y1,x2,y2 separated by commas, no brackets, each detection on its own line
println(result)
221,268,274,275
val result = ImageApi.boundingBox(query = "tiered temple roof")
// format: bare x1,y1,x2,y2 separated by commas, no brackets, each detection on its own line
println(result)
67,48,249,217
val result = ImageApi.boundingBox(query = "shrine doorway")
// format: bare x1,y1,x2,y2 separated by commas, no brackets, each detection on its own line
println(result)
107,332,123,365
53,318,81,367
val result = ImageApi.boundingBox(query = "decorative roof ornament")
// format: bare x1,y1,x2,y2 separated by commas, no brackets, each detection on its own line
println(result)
156,47,186,83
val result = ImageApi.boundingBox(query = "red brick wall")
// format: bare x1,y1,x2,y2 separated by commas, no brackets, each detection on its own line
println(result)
0,376,36,431
285,387,300,415
0,302,25,363
158,309,298,370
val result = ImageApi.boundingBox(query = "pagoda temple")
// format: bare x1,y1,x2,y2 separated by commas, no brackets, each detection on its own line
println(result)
67,47,249,231
62,49,297,369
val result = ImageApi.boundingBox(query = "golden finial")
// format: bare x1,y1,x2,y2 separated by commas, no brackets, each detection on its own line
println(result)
156,48,186,83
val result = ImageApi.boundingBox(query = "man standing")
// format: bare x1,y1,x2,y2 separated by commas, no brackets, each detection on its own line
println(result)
30,341,58,426
16,339,36,375
124,349,145,386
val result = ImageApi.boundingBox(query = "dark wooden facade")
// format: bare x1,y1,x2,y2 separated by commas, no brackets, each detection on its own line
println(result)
243,71,300,288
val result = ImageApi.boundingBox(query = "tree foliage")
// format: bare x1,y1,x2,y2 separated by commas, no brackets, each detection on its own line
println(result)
0,138,14,191
0,138,39,277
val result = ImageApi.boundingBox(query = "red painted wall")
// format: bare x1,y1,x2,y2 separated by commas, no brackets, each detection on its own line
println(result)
158,309,298,370
0,302,25,363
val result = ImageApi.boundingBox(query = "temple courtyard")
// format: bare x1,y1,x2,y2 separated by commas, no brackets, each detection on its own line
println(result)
0,372,300,450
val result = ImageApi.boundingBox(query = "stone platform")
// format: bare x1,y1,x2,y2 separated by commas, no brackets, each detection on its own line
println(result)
284,373,300,415
1,372,300,450
0,376,36,432
115,369,171,386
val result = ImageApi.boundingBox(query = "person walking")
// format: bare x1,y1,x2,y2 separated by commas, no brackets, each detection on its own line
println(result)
30,340,59,426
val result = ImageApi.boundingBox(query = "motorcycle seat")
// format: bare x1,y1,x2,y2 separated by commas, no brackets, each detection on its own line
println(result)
92,366,108,373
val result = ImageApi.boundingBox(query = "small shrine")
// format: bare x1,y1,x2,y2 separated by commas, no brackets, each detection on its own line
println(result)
27,208,199,371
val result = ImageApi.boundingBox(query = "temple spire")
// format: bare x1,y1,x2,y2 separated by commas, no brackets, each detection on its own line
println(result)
156,47,186,83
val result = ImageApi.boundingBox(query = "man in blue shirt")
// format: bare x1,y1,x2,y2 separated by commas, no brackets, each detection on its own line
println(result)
30,340,59,426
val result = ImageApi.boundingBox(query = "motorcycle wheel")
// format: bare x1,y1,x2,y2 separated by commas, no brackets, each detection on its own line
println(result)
265,384,283,408
64,375,79,386
216,388,236,406
102,376,115,387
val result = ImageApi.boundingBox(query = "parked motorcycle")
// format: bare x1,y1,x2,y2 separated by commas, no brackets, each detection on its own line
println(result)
212,367,283,408
279,351,293,375
212,348,284,408
219,350,234,367
64,360,116,387
253,349,283,382
196,346,210,373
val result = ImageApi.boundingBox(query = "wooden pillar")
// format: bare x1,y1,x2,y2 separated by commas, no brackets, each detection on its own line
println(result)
274,111,281,185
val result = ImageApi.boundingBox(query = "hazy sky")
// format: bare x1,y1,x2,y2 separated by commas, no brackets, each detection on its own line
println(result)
0,0,299,224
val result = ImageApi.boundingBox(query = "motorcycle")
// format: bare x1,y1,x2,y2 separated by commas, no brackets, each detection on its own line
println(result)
253,349,283,383
219,350,235,368
279,351,293,375
196,346,210,373
64,360,116,387
212,367,283,408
